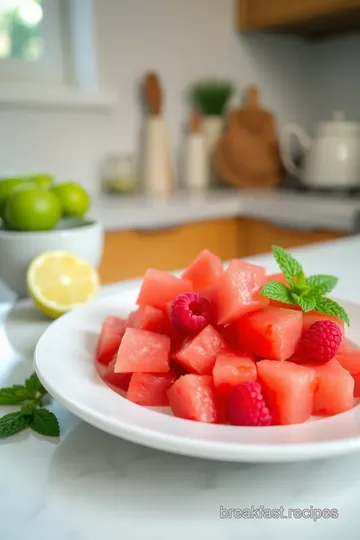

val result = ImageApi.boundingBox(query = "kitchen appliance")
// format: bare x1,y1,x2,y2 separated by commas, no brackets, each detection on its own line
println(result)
214,86,282,189
280,112,360,190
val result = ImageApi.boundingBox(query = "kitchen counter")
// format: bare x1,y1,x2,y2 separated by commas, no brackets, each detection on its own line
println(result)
2,236,360,540
89,189,360,233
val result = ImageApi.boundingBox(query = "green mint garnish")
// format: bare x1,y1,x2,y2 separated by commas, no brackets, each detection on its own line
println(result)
272,246,303,288
260,246,350,325
30,409,60,437
0,373,60,439
312,296,350,327
260,281,295,305
306,274,338,295
0,411,31,438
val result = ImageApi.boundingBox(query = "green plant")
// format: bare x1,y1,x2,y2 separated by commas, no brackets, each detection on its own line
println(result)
260,246,349,325
189,79,234,116
0,373,60,438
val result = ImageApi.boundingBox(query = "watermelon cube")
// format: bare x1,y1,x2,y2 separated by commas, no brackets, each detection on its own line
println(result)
258,360,316,425
127,371,177,406
136,269,193,311
217,323,239,350
127,305,171,335
303,312,345,352
353,374,360,397
96,316,127,366
211,260,269,324
181,249,223,290
174,325,227,375
101,358,132,391
167,374,221,423
115,328,170,373
335,339,360,375
213,352,257,396
237,307,302,361
312,360,354,416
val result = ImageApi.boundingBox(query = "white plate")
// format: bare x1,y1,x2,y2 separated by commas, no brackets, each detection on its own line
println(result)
35,289,360,463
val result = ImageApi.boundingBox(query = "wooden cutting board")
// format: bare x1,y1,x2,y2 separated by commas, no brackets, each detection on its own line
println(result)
214,86,282,188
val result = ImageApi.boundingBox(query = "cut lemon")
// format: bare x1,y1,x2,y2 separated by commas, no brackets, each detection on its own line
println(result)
27,251,99,319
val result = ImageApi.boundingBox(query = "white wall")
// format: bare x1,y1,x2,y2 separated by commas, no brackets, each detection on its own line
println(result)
0,0,313,193
312,34,360,125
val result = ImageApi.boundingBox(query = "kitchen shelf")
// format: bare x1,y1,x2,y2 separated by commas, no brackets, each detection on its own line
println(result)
237,0,360,38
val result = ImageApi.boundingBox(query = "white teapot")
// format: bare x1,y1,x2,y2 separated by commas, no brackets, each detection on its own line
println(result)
280,112,360,189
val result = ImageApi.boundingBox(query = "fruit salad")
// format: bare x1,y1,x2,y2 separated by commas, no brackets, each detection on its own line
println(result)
95,247,359,427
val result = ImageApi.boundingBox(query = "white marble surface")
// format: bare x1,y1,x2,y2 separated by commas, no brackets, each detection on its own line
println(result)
89,189,360,233
2,237,360,539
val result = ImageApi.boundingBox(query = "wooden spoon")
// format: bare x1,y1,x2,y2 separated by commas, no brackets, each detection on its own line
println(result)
143,72,163,116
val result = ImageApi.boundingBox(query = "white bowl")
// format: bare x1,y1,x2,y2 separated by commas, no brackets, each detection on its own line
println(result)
0,218,104,297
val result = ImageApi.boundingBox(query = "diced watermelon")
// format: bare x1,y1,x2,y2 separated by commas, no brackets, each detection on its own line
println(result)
265,273,301,310
237,307,302,361
127,371,177,406
115,328,170,373
96,316,127,366
312,360,354,416
257,360,316,425
167,374,222,423
213,352,257,396
127,305,172,335
174,325,227,375
335,339,360,375
136,269,193,311
217,323,239,350
211,260,269,324
303,312,345,352
353,374,360,397
181,249,223,290
101,358,132,391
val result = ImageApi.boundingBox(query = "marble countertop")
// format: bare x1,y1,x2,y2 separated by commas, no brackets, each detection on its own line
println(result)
89,189,360,233
2,236,360,539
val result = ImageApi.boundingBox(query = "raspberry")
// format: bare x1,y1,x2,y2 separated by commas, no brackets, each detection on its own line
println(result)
171,292,213,333
302,320,342,363
228,381,272,427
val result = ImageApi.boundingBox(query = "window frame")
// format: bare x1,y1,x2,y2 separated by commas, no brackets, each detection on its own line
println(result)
0,0,115,111
0,0,65,84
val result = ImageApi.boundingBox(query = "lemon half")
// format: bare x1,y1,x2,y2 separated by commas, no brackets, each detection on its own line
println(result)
27,251,99,319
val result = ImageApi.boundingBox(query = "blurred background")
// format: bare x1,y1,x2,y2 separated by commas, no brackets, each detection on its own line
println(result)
0,0,360,293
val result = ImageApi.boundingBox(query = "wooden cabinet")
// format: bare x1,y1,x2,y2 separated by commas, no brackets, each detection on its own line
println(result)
98,218,348,285
240,219,346,257
99,219,246,284
237,0,360,36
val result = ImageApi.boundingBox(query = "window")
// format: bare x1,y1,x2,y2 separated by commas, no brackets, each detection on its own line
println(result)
0,0,64,83
0,0,114,110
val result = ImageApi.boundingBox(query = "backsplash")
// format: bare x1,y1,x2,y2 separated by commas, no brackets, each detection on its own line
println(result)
0,0,358,192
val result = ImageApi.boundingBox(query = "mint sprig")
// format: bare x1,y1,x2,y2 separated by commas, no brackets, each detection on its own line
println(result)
260,246,350,325
0,373,60,439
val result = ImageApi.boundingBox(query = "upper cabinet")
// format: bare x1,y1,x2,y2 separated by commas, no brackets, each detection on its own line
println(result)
237,0,360,37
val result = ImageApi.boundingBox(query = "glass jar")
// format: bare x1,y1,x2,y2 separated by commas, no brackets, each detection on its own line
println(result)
101,153,137,194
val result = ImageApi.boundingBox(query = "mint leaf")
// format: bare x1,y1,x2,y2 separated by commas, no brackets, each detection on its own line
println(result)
0,412,30,438
25,373,47,398
20,402,36,417
260,281,295,304
31,409,60,437
307,274,338,295
272,246,303,287
0,385,30,405
292,293,316,313
313,297,350,326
